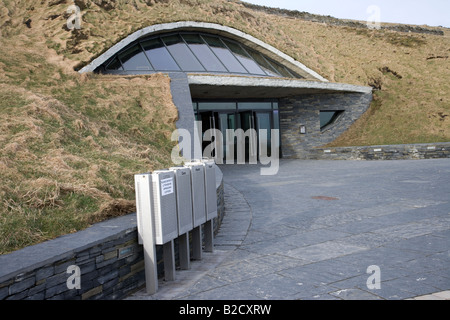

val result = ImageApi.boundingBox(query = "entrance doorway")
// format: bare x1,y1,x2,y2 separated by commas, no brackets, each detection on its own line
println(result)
194,101,280,162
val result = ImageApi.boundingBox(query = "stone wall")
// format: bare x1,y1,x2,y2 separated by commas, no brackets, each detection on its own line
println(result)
0,215,144,300
279,92,372,158
304,142,450,160
278,92,449,161
0,168,225,300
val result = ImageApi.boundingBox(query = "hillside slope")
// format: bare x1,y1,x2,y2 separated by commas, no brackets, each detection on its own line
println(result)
3,0,446,145
0,0,449,252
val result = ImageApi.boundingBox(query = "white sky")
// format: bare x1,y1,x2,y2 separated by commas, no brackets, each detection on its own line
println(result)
243,0,450,28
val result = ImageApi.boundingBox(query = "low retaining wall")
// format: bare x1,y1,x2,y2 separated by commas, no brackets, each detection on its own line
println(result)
0,167,224,300
305,142,450,160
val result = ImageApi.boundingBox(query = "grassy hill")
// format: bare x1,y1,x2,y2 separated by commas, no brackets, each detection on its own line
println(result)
1,0,449,253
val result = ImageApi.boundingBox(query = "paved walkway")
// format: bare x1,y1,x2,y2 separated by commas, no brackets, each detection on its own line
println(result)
129,159,450,300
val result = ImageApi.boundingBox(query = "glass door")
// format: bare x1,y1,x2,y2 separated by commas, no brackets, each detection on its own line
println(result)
199,111,218,158
239,111,257,162
255,112,272,157
194,100,280,162
218,112,236,161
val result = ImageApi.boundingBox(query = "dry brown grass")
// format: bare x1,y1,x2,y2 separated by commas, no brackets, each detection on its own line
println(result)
0,0,449,252
0,71,178,252
0,4,179,252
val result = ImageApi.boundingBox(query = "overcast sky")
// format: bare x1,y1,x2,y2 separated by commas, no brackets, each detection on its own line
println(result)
243,0,449,27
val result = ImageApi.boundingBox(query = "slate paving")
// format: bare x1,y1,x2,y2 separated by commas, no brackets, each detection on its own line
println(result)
128,159,450,300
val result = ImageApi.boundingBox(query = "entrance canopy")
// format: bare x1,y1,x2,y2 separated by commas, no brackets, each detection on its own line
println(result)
188,74,371,99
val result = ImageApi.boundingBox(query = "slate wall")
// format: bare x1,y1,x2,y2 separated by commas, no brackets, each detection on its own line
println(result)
279,92,372,158
306,142,450,160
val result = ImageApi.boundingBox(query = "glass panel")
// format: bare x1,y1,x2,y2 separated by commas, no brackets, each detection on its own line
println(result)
202,35,247,74
182,34,227,72
106,57,123,70
161,35,204,71
246,49,279,76
320,111,344,130
320,111,336,128
273,110,279,130
118,45,152,70
288,70,304,79
238,102,272,110
103,32,303,78
219,113,228,133
269,60,293,78
219,113,236,160
198,102,236,111
141,38,180,71
239,111,257,161
256,113,271,156
222,40,265,75
273,110,280,154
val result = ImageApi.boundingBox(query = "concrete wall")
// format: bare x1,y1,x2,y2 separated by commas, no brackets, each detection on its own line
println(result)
279,92,372,158
0,168,225,300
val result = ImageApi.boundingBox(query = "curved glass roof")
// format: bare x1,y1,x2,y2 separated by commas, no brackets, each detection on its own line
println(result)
98,32,303,79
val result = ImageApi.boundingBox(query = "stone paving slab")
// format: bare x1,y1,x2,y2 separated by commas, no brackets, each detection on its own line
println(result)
128,159,450,300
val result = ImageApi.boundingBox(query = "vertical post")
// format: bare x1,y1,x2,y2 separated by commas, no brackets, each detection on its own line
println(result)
135,174,158,294
204,220,214,252
179,233,190,270
191,226,202,260
163,240,176,281
142,231,158,294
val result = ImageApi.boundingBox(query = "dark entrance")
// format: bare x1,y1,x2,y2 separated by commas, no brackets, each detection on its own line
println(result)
193,101,280,162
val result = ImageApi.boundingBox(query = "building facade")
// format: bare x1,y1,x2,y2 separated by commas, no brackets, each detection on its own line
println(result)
80,21,372,161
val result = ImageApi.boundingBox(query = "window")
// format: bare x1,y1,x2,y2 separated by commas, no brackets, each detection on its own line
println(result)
202,35,247,74
246,49,279,77
182,34,227,72
222,39,265,75
198,102,237,111
118,45,152,71
106,57,123,71
238,102,272,110
161,35,204,71
100,32,303,78
141,38,180,71
320,111,344,131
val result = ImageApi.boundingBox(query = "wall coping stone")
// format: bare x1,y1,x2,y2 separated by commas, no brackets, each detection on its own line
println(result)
321,142,450,149
309,142,450,160
0,214,137,284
